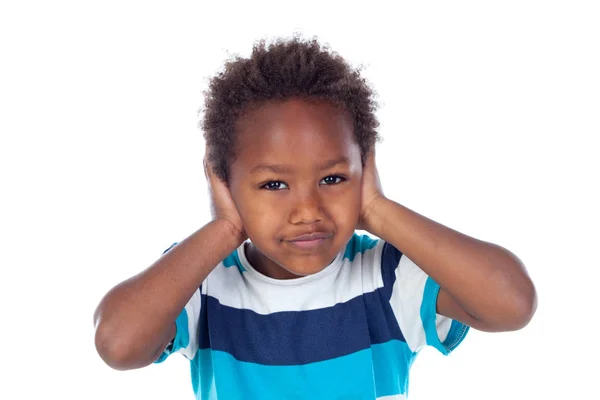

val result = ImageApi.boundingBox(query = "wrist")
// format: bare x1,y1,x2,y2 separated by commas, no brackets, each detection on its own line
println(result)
361,196,389,237
214,218,247,245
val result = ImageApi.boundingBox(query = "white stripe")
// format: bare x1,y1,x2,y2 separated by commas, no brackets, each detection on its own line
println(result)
389,254,428,352
436,312,452,343
204,241,385,314
389,255,455,352
179,287,201,360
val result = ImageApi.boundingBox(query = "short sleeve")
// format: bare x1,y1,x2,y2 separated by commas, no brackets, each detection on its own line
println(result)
384,242,469,355
153,242,203,363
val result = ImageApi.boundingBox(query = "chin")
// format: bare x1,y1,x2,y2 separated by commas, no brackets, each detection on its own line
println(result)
284,265,326,277
277,256,333,276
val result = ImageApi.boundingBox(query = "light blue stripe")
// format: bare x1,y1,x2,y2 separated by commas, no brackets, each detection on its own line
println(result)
210,348,375,399
190,340,414,399
443,319,470,351
223,251,246,272
223,233,376,272
153,308,190,364
370,340,415,397
154,349,169,363
191,347,215,399
173,307,190,351
420,277,469,355
343,232,379,261
421,277,443,351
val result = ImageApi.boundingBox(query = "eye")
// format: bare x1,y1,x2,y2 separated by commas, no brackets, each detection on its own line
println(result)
261,181,289,191
320,175,346,185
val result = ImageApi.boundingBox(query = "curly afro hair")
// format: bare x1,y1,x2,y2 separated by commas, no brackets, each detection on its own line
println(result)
201,36,381,184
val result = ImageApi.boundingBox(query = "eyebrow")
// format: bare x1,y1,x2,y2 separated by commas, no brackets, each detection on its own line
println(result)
250,156,350,174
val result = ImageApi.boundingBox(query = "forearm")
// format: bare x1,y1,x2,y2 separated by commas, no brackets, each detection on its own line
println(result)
93,218,243,370
366,199,536,329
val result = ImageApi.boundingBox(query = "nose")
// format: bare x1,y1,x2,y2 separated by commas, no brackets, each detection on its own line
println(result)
288,186,324,225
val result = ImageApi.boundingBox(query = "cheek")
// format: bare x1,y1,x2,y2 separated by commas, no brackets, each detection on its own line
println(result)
235,191,281,236
233,184,361,235
331,189,361,224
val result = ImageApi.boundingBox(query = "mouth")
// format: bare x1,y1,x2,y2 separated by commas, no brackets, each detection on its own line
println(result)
285,232,332,251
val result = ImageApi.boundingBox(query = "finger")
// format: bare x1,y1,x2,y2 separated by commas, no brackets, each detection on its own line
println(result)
203,157,209,180
203,143,210,176
367,148,376,165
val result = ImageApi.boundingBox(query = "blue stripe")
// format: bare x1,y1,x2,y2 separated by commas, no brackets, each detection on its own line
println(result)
162,242,178,255
210,348,376,399
154,349,170,363
363,287,406,345
198,288,210,349
202,287,406,365
371,340,415,397
223,250,246,272
155,307,190,364
198,235,407,366
343,233,379,261
443,319,470,352
190,340,414,399
421,277,443,351
380,241,403,300
204,294,372,365
173,308,190,352
207,349,375,400
191,346,215,398
420,277,469,355
224,232,377,273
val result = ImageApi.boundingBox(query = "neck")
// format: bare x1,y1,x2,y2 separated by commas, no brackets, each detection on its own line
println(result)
245,242,300,280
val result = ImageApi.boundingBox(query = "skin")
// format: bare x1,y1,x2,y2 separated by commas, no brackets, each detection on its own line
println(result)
223,97,537,331
228,98,363,279
94,96,537,372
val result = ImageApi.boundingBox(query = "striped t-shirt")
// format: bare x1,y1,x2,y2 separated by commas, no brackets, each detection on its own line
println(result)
155,232,469,399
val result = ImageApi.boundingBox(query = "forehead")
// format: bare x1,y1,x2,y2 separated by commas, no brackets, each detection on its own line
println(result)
232,98,360,174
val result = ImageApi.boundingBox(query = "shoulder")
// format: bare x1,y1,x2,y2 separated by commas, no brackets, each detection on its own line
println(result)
203,243,247,289
344,234,410,300
340,232,392,292
343,231,380,260
344,231,401,271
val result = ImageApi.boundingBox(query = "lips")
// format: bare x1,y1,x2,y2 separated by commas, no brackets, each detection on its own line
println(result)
287,232,332,242
285,232,332,251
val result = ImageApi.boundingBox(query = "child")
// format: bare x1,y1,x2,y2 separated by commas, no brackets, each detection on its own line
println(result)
94,37,537,399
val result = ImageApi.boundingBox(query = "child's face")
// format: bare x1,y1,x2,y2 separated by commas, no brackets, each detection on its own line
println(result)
228,98,363,279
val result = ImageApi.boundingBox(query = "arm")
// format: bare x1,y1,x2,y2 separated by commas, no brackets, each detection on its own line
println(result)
95,152,246,370
365,199,537,332
93,219,244,370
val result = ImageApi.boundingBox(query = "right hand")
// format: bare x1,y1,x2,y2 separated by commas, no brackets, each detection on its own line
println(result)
203,152,247,243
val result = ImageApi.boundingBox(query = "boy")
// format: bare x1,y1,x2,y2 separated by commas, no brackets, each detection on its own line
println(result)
94,37,537,399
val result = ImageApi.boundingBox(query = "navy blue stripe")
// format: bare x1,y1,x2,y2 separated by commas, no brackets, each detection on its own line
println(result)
363,241,406,346
363,287,406,345
190,237,408,366
198,288,210,349
204,295,370,365
162,242,179,255
380,242,403,300
200,287,406,365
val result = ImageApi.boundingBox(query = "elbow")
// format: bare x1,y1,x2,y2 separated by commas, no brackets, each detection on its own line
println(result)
494,276,538,332
473,271,538,332
94,320,153,371
489,246,538,332
95,324,137,370
511,279,538,330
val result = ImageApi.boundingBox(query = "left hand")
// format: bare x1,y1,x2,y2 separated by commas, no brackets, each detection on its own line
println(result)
356,150,386,232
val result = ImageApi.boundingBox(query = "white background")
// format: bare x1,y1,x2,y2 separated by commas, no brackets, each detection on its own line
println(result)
1,1,598,399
